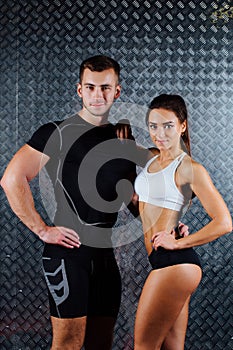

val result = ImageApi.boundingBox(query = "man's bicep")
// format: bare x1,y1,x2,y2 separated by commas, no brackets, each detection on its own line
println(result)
4,144,49,182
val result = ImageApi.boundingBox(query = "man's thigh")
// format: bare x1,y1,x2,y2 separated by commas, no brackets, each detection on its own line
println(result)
43,249,121,349
88,252,122,317
42,250,91,318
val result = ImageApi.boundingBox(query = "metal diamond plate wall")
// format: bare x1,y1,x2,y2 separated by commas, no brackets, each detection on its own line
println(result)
1,0,233,349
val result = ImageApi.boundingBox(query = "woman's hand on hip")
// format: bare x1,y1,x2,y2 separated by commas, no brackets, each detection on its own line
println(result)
151,229,179,250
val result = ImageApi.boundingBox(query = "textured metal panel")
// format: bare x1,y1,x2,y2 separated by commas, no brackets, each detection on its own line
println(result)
1,0,233,349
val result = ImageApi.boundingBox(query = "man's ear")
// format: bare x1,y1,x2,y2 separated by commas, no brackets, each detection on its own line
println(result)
77,83,82,98
114,85,121,99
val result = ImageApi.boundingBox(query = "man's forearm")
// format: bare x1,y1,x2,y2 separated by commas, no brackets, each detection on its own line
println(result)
1,176,47,237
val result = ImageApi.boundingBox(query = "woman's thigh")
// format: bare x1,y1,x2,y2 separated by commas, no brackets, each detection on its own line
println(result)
134,264,202,349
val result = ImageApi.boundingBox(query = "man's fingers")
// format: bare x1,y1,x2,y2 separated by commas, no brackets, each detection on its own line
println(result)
178,222,189,236
60,241,78,249
171,228,176,237
58,227,80,241
59,235,81,248
56,227,81,247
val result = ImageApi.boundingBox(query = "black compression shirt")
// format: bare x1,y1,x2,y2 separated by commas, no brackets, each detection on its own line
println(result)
27,114,137,251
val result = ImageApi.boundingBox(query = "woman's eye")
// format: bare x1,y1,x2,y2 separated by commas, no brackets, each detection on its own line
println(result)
149,124,156,129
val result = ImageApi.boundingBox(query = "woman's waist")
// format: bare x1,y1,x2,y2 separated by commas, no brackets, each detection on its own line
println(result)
139,203,180,231
143,223,181,255
143,223,180,241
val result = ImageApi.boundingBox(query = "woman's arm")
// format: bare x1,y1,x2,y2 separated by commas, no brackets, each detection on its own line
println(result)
152,161,232,250
176,162,232,249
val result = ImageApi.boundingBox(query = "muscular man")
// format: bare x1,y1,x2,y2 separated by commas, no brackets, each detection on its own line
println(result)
1,55,138,350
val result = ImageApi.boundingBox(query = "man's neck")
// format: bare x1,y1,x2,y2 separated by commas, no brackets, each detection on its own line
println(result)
78,109,109,126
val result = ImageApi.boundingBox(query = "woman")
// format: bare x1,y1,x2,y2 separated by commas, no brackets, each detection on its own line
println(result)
134,94,232,350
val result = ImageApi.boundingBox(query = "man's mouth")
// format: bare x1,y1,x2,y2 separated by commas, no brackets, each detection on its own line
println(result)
90,102,105,107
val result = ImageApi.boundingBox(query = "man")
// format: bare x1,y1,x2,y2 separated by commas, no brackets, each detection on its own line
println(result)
1,55,139,349
1,55,187,349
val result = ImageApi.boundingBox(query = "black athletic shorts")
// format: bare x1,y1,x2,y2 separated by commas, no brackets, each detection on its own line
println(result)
148,247,201,270
42,245,121,318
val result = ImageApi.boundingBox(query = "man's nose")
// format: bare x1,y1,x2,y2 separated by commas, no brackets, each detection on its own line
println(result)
94,87,103,98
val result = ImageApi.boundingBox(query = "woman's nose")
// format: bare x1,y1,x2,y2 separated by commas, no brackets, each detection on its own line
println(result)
156,126,165,138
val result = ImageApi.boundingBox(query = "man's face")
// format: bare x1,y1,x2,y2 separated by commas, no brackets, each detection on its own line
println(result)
77,68,121,120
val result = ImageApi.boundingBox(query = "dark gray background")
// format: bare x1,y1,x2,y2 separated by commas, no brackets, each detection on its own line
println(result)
0,0,233,349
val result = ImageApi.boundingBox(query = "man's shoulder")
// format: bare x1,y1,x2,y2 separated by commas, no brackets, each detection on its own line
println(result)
33,120,63,134
33,114,85,138
26,120,64,154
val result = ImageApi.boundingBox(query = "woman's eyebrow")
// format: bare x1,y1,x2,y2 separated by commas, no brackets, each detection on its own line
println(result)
149,121,175,125
163,121,175,125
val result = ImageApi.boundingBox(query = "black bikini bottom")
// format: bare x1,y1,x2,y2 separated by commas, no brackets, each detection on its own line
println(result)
148,247,201,270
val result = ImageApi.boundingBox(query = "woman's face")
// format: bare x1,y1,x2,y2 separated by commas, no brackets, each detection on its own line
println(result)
148,108,186,151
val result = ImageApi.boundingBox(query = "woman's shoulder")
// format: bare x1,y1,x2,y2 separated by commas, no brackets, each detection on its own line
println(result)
181,154,203,168
180,154,208,182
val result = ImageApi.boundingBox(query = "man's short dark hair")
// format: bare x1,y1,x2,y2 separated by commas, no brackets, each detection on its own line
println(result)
79,55,120,83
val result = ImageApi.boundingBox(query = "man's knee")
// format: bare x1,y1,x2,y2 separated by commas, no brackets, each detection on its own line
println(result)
51,316,87,350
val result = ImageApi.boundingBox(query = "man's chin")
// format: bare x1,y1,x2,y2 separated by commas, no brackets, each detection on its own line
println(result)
89,108,111,117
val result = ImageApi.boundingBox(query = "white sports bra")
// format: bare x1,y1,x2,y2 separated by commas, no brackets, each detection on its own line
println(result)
134,152,187,211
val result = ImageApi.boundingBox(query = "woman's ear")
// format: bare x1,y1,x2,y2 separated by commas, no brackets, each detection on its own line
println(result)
181,120,187,134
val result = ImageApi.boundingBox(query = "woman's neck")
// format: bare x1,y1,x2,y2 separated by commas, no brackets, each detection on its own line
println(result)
158,149,183,162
